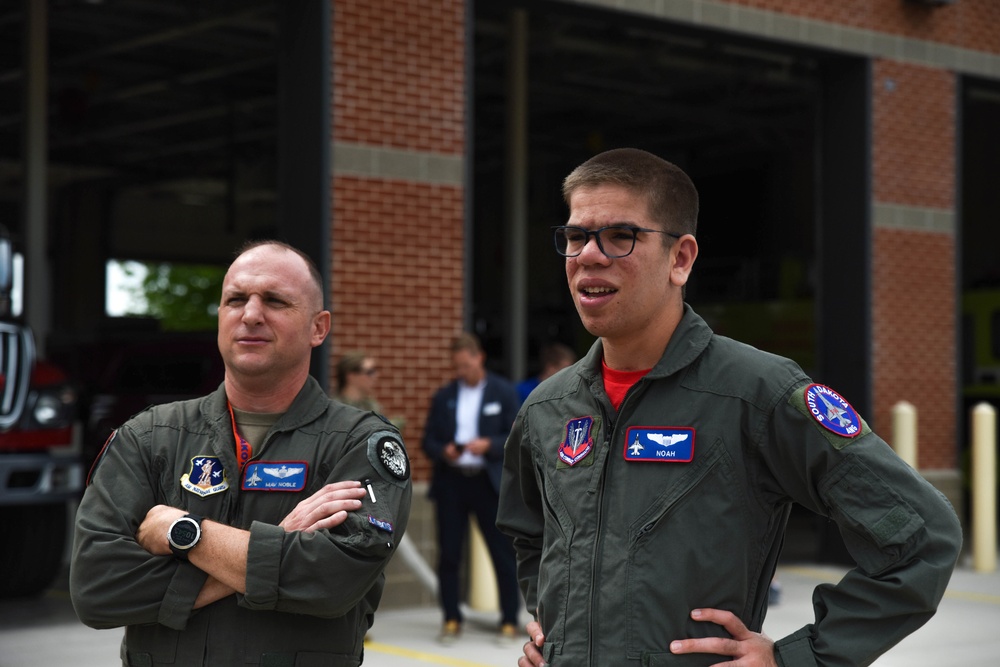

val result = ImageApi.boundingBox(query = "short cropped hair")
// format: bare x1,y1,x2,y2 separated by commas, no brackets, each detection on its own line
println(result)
562,148,699,238
335,352,368,389
233,239,326,309
451,332,483,356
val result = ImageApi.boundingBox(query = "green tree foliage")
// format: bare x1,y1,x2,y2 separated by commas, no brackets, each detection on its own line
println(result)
121,262,225,331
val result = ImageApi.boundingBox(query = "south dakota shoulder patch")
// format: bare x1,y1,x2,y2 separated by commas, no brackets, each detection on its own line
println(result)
790,383,871,449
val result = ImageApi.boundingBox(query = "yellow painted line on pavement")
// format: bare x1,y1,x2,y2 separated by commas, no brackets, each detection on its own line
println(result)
781,565,1000,605
364,641,497,667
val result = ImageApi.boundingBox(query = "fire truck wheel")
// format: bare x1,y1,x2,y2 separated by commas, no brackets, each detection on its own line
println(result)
0,503,68,598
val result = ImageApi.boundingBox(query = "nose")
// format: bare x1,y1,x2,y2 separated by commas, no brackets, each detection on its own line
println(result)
575,233,610,265
241,295,265,324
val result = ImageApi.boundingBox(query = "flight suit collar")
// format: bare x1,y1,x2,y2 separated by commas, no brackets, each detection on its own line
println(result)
577,303,714,384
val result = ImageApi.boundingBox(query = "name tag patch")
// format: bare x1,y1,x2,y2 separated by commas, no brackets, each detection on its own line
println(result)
623,427,695,462
242,461,308,491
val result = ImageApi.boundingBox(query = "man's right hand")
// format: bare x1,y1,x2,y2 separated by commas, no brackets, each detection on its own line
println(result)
279,480,367,532
518,620,547,667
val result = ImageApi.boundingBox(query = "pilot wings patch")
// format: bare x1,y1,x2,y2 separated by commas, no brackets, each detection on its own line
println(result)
242,461,308,491
622,427,695,462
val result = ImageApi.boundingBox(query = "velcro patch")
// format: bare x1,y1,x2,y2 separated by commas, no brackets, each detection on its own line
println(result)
789,383,871,449
180,455,229,496
623,427,695,462
242,461,308,491
367,430,410,483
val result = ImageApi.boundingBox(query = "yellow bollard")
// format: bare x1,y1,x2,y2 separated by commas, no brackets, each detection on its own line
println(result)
891,401,918,469
468,520,499,611
972,402,997,573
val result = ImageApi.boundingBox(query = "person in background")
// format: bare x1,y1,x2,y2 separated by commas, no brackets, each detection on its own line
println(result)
498,148,961,667
515,342,577,404
336,351,382,413
422,332,522,645
71,240,412,666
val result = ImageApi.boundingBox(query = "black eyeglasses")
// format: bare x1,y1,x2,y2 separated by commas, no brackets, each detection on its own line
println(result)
552,225,681,258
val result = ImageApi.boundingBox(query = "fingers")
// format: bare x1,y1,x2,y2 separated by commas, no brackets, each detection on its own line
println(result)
279,481,366,532
515,620,546,666
691,608,750,638
519,640,547,667
525,620,545,647
670,608,777,666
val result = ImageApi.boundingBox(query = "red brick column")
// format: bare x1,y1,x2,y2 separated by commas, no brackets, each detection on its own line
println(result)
332,0,466,481
871,59,956,470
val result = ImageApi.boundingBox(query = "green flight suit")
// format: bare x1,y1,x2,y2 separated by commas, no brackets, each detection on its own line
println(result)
498,305,961,666
71,377,411,666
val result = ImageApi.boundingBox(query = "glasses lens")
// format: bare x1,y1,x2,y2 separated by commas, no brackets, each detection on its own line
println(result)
554,227,585,256
553,227,638,258
599,228,638,257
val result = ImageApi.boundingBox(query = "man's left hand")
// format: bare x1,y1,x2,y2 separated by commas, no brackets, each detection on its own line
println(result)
669,608,777,667
136,504,187,556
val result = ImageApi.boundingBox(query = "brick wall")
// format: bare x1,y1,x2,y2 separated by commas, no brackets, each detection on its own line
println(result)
872,59,956,470
332,0,466,482
725,0,1000,52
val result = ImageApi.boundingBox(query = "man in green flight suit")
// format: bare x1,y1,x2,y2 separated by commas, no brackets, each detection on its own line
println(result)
71,240,412,666
497,148,961,666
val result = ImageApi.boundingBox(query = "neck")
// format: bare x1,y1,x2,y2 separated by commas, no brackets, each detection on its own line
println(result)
225,369,308,413
602,304,683,371
341,385,363,401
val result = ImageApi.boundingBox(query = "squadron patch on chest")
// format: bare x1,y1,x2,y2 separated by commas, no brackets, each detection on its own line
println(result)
556,416,597,468
180,455,229,497
242,461,308,491
622,427,695,462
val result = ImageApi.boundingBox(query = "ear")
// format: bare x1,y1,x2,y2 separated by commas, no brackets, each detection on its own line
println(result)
311,310,332,348
669,235,699,288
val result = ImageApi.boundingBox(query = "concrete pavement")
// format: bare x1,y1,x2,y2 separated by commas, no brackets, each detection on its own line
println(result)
3,559,999,666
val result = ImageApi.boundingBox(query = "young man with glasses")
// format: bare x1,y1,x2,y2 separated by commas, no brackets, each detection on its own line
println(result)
497,148,961,667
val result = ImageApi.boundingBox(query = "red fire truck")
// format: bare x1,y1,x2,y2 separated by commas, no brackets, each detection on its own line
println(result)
0,228,81,598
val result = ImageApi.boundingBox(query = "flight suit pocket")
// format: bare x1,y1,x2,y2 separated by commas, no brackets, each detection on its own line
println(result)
625,438,746,659
820,454,924,574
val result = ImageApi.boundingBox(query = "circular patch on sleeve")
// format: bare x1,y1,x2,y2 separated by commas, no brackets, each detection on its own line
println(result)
377,435,410,480
804,383,862,438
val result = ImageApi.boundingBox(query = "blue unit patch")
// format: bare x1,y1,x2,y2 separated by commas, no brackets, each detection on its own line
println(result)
804,384,862,438
180,455,229,497
368,514,394,534
558,416,595,466
623,427,695,462
242,461,308,491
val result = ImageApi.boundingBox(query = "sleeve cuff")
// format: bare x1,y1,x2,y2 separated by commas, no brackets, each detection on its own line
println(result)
774,627,818,667
242,520,284,610
158,562,208,630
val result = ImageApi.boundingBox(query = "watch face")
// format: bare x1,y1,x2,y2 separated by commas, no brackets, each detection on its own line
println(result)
170,518,199,548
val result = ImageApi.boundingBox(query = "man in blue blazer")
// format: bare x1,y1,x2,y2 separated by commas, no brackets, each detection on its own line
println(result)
422,332,521,644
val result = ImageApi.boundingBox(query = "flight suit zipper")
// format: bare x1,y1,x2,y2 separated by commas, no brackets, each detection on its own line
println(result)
587,376,647,665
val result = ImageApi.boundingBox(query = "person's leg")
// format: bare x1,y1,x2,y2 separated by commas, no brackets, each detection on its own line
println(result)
434,472,469,625
470,477,521,627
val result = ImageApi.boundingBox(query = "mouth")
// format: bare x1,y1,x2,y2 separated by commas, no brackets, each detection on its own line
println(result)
580,286,617,296
577,284,618,305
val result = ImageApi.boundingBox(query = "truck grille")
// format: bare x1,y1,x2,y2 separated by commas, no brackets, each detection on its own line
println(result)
0,322,34,430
